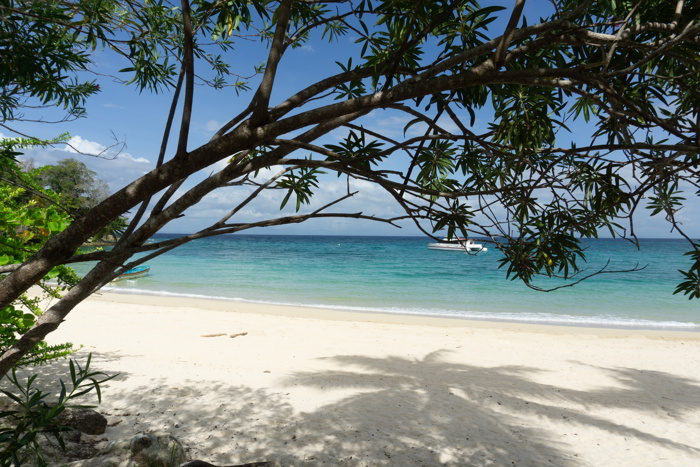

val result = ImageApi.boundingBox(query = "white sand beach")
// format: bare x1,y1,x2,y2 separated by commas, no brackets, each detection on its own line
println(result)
37,292,700,466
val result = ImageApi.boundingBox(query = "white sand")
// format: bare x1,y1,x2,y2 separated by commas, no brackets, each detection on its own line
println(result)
38,292,700,466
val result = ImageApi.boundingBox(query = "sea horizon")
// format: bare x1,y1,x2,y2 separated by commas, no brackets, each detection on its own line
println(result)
158,232,692,240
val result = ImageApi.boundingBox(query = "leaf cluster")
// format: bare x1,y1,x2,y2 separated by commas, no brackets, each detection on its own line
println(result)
277,162,325,212
324,128,386,172
675,246,700,300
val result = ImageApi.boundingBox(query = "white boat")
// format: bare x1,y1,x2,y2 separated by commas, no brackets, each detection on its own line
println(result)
427,238,488,252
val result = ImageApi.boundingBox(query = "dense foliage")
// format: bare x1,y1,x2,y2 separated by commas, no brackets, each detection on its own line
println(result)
0,138,77,367
0,0,698,374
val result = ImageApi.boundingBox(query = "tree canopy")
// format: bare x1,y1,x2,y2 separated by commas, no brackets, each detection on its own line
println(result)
35,158,107,213
0,0,698,375
32,158,127,242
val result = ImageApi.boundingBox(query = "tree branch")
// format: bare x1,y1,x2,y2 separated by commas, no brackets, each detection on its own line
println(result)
493,0,526,67
251,0,293,125
176,0,195,157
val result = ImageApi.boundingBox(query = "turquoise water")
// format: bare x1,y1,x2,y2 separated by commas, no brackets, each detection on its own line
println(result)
75,235,699,330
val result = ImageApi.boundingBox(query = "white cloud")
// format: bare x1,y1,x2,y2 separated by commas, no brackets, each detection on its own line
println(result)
205,120,221,132
63,135,149,164
102,103,125,109
252,166,284,182
64,135,107,155
208,157,231,173
377,116,411,128
16,135,154,194
179,172,404,230
120,153,150,164
370,111,488,139
329,128,350,141
207,157,284,180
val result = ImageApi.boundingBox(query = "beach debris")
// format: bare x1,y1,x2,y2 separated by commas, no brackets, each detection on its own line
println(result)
229,332,248,338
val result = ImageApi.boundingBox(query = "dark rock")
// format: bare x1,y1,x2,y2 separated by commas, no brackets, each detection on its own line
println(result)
63,429,82,444
61,432,188,466
61,439,101,462
56,408,108,435
35,429,98,465
131,433,154,452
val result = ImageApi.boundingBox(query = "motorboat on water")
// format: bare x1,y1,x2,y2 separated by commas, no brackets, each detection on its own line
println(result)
427,238,488,252
112,265,150,281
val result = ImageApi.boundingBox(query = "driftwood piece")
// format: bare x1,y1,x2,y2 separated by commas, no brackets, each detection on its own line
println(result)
200,332,248,338
180,461,273,467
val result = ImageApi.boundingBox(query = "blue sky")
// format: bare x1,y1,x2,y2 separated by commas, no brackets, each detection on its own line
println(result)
5,0,698,238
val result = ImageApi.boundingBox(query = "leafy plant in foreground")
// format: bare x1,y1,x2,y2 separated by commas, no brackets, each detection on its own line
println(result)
0,354,115,467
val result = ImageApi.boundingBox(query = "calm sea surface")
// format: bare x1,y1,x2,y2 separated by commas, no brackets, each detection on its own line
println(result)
74,235,699,330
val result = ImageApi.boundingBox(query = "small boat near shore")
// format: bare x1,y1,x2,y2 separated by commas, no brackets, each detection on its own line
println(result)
113,265,150,281
427,238,488,252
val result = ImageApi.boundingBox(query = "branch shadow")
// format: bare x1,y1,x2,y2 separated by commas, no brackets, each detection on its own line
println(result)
278,350,700,465
6,349,699,466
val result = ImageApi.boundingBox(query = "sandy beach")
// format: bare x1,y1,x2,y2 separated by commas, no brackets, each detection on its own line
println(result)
35,291,700,466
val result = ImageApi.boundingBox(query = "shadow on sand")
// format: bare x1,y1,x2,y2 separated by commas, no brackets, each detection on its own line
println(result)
3,349,700,466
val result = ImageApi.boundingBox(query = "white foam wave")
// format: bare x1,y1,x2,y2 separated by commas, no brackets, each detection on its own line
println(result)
99,286,700,331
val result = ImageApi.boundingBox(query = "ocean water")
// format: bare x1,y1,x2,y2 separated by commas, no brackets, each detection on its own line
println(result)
74,235,699,330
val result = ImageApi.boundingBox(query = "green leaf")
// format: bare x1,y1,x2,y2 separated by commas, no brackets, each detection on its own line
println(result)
69,359,76,385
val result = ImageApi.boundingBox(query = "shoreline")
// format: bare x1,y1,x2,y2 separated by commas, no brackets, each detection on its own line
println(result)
88,290,700,338
69,235,700,334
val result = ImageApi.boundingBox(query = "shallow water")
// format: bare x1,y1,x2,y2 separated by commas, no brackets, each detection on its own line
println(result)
73,235,700,330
